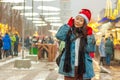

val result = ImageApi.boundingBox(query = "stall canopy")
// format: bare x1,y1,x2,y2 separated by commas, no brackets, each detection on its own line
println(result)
99,17,120,23
98,17,110,23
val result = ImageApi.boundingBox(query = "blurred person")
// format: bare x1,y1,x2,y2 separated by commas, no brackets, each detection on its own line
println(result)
109,34,114,60
29,36,32,44
98,35,106,65
0,36,3,59
32,36,38,44
59,41,65,53
56,9,96,80
55,40,65,61
109,34,114,41
41,36,46,44
41,37,48,58
2,33,11,58
48,36,54,44
10,34,16,57
14,34,19,56
25,36,31,50
105,37,114,66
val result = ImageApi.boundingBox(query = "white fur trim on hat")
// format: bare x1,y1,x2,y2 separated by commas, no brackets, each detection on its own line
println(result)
78,14,89,23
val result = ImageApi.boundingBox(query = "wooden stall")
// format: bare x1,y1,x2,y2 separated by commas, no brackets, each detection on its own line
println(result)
37,44,57,62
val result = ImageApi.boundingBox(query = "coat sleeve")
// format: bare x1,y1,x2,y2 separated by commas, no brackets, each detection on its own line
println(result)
86,34,96,53
56,24,70,41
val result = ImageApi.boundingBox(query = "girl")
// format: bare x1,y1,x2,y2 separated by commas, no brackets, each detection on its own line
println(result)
56,9,96,80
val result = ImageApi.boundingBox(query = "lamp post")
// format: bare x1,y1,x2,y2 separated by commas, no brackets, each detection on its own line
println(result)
21,0,26,59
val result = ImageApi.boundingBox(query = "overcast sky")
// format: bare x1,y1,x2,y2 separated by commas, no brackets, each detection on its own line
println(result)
71,0,116,18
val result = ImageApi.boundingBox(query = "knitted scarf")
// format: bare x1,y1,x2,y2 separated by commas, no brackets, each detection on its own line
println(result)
63,29,72,72
75,28,87,74
63,27,87,74
78,35,86,74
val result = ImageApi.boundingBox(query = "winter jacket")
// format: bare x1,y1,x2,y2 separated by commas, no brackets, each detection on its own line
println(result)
56,24,96,79
10,35,16,46
99,38,106,57
3,34,11,50
105,38,114,55
14,35,19,46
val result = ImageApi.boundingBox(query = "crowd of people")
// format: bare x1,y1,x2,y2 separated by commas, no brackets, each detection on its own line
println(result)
98,34,114,67
24,36,56,59
0,32,57,60
0,33,19,60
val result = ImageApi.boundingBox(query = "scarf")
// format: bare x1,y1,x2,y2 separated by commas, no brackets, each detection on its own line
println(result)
63,29,72,72
78,36,86,74
75,28,87,74
63,27,87,74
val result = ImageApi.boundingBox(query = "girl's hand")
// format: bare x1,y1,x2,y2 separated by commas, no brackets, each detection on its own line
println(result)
67,17,74,27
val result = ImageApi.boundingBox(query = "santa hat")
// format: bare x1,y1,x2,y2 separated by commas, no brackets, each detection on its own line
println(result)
78,9,91,23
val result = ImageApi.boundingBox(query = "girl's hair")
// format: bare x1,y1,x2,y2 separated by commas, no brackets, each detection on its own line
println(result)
82,20,87,37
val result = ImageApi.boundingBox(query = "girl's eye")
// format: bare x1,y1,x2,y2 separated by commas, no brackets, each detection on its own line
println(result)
76,17,79,20
79,19,84,22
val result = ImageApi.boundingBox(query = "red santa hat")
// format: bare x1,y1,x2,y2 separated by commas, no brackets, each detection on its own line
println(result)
78,9,91,23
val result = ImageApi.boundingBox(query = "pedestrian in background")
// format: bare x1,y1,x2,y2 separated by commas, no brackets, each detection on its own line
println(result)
56,9,96,80
105,37,114,66
0,36,3,59
109,34,114,60
14,34,19,56
2,33,11,58
59,41,65,53
10,33,16,57
41,37,48,58
48,36,54,44
25,36,30,50
98,35,106,66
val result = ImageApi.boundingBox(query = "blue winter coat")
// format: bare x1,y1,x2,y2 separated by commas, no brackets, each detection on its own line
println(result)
3,34,11,50
56,24,96,79
99,38,106,57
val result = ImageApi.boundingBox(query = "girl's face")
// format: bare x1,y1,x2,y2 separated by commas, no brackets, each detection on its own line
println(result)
74,15,85,28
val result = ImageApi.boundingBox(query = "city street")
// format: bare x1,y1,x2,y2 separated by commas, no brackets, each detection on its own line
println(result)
0,53,120,80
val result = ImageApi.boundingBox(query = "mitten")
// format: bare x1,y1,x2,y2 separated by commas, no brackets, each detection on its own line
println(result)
89,52,94,58
67,17,74,27
87,26,92,35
